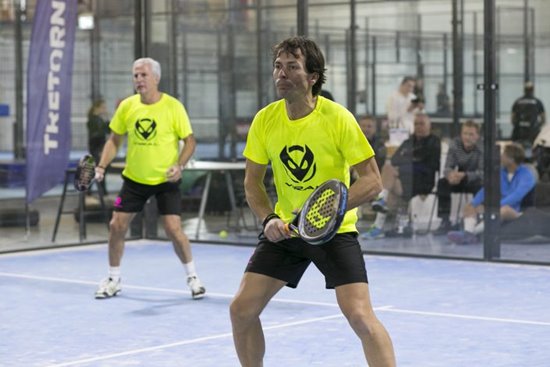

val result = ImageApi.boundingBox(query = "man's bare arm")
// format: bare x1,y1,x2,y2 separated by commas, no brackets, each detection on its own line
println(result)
347,157,383,210
245,159,289,242
167,134,197,182
95,133,124,182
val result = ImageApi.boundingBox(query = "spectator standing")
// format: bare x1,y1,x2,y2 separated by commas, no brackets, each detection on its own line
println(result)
386,76,419,135
511,81,545,154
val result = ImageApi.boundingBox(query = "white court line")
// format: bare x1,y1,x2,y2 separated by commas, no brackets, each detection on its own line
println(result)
0,271,340,308
2,271,550,327
378,306,550,326
45,313,346,367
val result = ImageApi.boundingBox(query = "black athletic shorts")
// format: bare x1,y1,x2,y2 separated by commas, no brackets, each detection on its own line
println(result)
113,175,182,215
245,232,368,289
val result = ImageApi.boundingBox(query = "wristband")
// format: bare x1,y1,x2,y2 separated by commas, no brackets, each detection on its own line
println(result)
97,165,106,170
262,213,280,229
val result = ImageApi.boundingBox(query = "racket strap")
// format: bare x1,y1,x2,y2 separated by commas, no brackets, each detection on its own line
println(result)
262,213,280,229
258,213,281,241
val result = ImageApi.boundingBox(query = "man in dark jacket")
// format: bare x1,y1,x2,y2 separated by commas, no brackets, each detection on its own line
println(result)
436,120,483,232
511,81,545,153
363,113,440,239
358,115,386,170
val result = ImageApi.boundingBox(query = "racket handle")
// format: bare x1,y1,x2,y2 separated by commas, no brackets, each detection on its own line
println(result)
285,223,299,238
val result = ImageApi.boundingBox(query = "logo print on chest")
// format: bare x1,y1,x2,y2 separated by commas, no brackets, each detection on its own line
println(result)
280,145,316,183
135,118,157,141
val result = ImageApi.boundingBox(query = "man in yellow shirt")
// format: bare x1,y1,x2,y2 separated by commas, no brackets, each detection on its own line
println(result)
93,58,205,299
230,37,396,366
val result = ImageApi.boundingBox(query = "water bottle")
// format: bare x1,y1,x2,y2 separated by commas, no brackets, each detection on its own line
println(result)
397,208,408,234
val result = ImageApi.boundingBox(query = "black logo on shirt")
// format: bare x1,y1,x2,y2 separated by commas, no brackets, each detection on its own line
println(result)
280,145,316,190
135,118,157,141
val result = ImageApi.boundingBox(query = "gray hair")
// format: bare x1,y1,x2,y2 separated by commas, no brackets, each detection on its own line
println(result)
133,57,161,80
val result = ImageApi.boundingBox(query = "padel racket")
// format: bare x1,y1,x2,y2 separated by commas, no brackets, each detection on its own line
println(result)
285,179,348,245
74,154,97,192
259,179,348,245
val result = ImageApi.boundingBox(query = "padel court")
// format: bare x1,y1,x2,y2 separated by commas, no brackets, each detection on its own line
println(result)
1,241,549,366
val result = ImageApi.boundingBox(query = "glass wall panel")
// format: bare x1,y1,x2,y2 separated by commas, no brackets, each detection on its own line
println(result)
0,0,548,264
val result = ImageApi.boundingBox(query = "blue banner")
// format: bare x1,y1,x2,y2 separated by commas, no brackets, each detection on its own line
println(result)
26,0,77,203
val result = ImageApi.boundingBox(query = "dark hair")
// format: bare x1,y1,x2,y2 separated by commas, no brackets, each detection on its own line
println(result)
87,99,105,119
524,81,534,95
401,76,416,85
272,36,327,96
504,143,525,165
461,119,480,133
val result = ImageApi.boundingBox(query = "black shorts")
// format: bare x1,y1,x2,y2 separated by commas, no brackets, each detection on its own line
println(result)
245,233,368,289
113,176,181,215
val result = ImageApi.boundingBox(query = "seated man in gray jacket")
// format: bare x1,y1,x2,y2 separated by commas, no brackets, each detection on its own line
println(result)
436,120,483,233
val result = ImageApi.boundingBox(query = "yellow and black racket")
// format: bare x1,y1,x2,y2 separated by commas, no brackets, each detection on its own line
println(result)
285,179,348,245
74,154,96,192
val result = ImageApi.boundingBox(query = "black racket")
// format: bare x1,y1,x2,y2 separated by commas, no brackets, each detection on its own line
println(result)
74,154,96,192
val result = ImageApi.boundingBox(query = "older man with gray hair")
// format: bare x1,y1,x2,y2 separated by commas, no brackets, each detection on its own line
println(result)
93,57,206,300
364,113,441,239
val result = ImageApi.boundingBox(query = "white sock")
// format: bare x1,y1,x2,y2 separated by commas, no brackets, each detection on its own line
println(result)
184,261,197,278
109,266,121,282
463,217,477,233
374,213,387,229
473,221,484,235
379,189,389,201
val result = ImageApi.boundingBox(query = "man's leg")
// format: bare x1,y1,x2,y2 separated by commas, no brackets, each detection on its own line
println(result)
162,214,193,264
162,214,206,298
368,164,402,233
108,211,136,267
95,211,135,298
447,203,483,244
335,283,396,367
462,203,480,232
500,205,521,221
230,272,286,367
436,178,453,224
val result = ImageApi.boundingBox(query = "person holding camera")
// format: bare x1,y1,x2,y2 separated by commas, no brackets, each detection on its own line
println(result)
386,76,422,135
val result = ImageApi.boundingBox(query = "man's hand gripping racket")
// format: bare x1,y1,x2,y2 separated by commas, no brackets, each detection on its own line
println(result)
262,179,348,245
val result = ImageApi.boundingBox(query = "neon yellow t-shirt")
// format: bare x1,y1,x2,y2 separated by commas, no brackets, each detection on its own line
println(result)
109,94,193,185
243,96,375,233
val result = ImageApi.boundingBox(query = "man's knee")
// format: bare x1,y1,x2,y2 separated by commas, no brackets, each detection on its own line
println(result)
163,219,183,238
110,214,130,234
230,296,261,325
344,309,378,338
501,205,520,220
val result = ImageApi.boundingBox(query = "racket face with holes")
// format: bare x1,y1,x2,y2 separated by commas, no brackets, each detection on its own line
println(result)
74,154,96,192
297,179,348,245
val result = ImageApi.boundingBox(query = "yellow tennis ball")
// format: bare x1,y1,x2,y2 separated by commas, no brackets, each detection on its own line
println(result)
219,230,228,238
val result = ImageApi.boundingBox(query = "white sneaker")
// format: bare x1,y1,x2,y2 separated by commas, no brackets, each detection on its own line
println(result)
187,275,206,299
95,277,121,299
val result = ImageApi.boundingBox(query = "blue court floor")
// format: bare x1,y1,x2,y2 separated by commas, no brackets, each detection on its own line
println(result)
1,241,550,367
